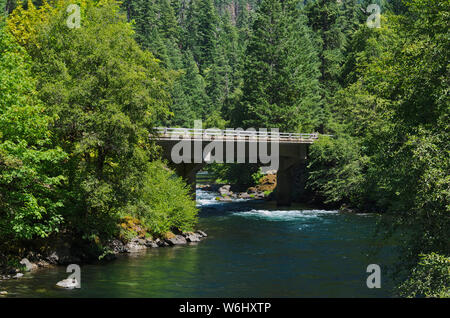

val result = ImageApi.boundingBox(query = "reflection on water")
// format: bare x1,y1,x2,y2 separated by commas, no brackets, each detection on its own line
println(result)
0,189,397,297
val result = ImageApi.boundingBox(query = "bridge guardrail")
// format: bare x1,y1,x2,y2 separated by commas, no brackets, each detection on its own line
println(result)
151,127,320,143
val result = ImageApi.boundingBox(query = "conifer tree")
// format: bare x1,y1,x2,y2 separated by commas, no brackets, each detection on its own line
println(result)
235,0,321,132
185,0,219,71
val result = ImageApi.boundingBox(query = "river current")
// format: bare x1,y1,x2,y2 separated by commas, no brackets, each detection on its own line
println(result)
0,189,398,297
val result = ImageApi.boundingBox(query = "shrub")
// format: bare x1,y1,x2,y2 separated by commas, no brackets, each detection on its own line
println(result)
398,253,450,298
126,161,198,236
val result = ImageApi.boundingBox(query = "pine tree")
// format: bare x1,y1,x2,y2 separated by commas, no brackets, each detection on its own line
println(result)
304,0,361,132
182,50,212,121
235,0,321,132
185,0,219,72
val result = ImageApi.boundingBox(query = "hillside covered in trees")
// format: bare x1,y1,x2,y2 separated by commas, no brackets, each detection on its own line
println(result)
0,0,448,297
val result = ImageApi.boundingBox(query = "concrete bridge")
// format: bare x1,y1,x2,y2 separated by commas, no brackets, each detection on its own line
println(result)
151,127,320,206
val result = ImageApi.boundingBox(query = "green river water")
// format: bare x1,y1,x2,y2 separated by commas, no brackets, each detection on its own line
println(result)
0,189,399,297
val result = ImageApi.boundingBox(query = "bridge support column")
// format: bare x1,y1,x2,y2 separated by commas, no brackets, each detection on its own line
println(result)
173,163,205,200
276,157,300,207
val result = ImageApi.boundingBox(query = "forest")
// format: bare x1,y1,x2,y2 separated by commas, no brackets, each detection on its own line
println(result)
0,0,448,297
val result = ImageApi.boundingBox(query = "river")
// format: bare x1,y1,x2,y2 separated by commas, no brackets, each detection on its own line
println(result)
0,189,398,297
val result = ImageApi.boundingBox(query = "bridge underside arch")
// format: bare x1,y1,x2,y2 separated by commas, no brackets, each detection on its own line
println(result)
157,139,310,206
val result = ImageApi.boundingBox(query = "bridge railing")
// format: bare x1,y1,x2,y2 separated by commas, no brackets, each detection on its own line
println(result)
151,127,320,142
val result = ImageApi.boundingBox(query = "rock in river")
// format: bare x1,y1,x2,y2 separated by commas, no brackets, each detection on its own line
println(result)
20,258,38,272
182,232,201,242
219,185,232,196
165,235,187,246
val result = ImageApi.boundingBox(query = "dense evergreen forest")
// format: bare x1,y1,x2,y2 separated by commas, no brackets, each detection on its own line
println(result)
0,0,448,297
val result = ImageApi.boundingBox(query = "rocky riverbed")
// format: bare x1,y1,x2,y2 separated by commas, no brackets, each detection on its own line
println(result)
198,173,277,202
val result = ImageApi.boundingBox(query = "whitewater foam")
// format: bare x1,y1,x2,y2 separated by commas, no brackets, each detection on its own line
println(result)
232,209,338,221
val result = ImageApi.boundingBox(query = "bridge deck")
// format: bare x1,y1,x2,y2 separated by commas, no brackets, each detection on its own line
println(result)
151,127,319,144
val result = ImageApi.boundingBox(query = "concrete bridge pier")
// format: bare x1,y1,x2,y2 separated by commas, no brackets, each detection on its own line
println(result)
173,162,205,200
276,143,308,206
276,157,298,206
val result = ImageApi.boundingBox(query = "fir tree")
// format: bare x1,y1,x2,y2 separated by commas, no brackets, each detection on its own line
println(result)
235,0,321,132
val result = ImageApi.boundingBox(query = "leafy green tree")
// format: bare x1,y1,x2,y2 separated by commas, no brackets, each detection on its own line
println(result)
304,0,365,131
308,134,367,208
181,49,211,121
8,0,175,240
0,19,67,244
307,0,449,295
131,161,198,235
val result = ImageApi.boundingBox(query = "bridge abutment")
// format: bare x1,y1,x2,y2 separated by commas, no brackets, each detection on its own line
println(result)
173,162,205,200
276,157,300,206
275,143,308,206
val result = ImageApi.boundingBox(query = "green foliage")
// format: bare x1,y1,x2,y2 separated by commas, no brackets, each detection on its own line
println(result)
4,0,200,246
1,0,448,298
28,0,170,241
308,135,367,207
128,161,198,235
307,0,449,295
185,0,219,71
206,163,259,189
263,190,272,197
305,0,363,125
398,253,450,298
0,22,67,243
236,0,322,132
251,169,263,186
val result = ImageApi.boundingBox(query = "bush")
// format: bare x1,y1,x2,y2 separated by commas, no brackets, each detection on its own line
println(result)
398,253,450,298
126,161,198,236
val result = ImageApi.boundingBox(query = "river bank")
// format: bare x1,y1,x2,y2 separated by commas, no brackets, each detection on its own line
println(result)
0,229,208,294
1,178,277,287
0,229,208,288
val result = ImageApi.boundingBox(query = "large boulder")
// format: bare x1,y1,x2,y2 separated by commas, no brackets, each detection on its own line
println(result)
164,235,187,246
155,238,169,247
20,258,38,272
219,185,232,196
144,239,158,248
255,174,277,192
217,195,233,202
238,192,251,199
182,232,201,242
196,230,207,238
107,239,127,254
247,187,258,194
124,239,147,253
